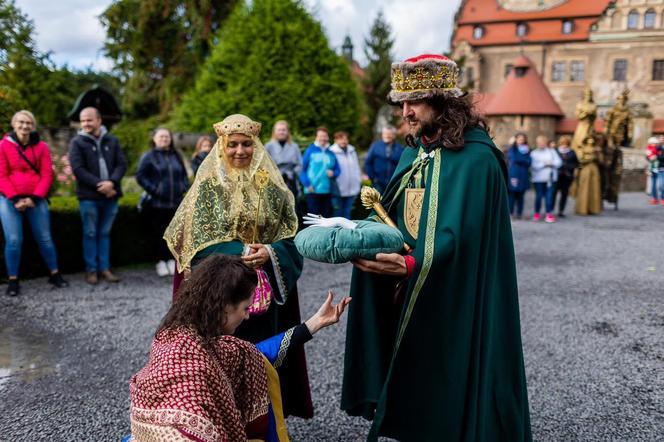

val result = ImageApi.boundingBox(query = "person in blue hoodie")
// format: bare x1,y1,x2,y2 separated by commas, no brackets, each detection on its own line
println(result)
507,133,532,219
364,125,404,194
299,127,339,217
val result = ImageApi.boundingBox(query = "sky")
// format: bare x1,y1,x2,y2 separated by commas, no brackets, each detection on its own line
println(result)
16,0,463,71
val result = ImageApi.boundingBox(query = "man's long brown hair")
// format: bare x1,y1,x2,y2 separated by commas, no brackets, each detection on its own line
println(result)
404,93,488,150
157,255,257,339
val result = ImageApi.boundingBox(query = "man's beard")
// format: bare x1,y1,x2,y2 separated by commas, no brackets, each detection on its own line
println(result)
409,116,437,138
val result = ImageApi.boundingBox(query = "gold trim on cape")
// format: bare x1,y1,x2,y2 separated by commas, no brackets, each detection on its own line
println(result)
404,188,425,240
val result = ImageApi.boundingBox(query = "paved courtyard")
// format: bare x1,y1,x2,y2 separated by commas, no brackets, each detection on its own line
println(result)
0,192,662,441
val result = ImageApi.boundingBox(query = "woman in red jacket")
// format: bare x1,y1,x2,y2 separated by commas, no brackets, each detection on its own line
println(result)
0,110,68,296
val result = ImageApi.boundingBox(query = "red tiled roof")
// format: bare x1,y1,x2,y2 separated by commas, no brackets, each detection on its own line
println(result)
452,0,611,46
653,119,664,134
484,55,563,116
556,118,605,134
456,0,611,24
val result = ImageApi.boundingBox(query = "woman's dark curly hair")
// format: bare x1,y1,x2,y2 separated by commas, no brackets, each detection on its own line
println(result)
157,255,257,339
403,93,488,151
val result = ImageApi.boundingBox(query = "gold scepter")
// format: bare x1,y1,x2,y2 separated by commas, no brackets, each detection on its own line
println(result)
252,168,271,243
360,186,412,253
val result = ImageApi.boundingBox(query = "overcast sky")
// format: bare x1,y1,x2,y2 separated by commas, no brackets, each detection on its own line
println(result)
16,0,463,71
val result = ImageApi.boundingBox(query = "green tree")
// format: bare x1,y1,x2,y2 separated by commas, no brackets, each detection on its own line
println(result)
0,0,118,129
363,11,395,131
100,0,237,119
173,0,360,138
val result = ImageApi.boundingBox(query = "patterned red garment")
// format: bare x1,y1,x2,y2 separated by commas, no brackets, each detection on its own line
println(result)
129,327,269,442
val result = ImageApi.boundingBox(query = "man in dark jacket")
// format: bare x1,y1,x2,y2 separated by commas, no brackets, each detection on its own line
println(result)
364,125,404,194
69,107,127,284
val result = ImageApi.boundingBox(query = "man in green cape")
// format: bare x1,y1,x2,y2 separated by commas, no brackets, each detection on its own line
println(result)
342,54,532,441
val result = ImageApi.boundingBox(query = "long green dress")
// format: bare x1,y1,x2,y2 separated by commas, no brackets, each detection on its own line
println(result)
341,127,532,441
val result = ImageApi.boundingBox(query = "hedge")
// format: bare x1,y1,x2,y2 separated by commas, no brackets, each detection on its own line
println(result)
0,194,160,280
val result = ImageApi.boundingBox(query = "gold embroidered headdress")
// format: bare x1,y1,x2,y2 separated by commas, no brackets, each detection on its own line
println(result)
164,114,298,272
388,54,462,104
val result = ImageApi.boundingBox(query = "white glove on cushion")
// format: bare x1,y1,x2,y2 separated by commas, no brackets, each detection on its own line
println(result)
295,218,404,264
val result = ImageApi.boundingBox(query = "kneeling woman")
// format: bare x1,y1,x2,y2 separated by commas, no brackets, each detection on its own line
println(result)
165,114,312,418
129,255,349,442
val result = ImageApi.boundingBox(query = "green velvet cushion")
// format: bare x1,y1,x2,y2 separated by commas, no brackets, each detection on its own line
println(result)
295,220,404,264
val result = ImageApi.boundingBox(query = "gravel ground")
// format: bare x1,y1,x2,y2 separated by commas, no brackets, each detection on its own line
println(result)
0,192,662,441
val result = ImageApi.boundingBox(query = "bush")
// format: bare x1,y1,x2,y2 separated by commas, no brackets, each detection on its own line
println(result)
172,0,361,139
0,194,162,279
112,117,160,174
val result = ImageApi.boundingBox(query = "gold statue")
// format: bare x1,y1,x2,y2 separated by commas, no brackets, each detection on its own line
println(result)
572,86,597,157
361,186,412,253
604,89,633,148
574,137,602,215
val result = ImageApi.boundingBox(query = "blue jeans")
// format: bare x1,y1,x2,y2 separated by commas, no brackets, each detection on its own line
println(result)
652,171,662,200
508,190,526,216
305,193,333,218
534,182,556,214
0,197,59,277
79,199,119,272
333,196,356,219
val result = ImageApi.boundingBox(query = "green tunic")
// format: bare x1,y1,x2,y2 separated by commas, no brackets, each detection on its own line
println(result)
341,128,532,441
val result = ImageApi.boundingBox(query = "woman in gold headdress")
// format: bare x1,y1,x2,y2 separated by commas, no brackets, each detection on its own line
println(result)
164,114,313,419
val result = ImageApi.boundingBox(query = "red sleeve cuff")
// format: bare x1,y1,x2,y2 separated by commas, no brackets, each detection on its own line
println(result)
404,254,416,278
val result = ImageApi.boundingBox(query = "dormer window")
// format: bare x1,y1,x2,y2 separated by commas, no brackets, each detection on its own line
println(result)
562,20,574,35
473,26,485,40
516,23,528,38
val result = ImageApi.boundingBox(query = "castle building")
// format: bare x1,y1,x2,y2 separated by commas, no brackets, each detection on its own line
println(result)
451,0,664,152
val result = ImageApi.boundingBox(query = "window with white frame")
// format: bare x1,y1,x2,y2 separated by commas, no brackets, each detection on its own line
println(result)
562,20,574,34
473,26,485,40
570,61,585,82
613,59,627,81
644,9,656,29
516,23,528,37
552,61,566,82
627,10,639,29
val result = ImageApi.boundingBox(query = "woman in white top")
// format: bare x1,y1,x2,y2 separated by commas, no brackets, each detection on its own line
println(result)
329,131,362,219
530,135,562,223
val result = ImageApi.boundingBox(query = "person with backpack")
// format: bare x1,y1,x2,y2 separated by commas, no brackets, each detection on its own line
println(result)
0,110,68,296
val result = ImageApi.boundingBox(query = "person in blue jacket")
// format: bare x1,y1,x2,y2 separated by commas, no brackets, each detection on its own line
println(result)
364,125,404,194
507,133,532,219
299,127,339,217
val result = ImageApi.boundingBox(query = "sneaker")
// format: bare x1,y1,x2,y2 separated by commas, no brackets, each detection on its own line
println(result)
557,213,566,218
650,198,658,205
545,213,556,223
100,270,121,283
86,272,98,285
532,213,541,221
156,261,169,277
6,279,19,297
166,260,176,276
48,272,69,288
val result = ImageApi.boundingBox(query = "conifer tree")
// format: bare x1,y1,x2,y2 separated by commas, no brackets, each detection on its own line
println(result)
100,0,237,118
173,0,360,138
363,11,395,131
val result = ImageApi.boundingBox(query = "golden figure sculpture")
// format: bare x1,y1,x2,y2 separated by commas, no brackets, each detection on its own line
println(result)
574,137,603,216
604,89,633,148
571,86,597,157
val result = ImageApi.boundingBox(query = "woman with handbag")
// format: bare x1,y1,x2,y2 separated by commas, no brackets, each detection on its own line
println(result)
136,128,189,276
0,110,68,296
164,114,314,419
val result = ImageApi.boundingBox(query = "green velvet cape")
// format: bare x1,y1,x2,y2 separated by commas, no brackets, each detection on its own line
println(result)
341,128,532,441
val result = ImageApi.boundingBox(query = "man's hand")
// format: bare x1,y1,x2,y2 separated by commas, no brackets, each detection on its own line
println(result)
307,185,314,193
326,169,334,178
106,189,117,199
352,253,407,277
97,180,115,195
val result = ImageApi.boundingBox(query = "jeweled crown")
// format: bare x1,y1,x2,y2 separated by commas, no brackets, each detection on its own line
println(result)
214,114,262,137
